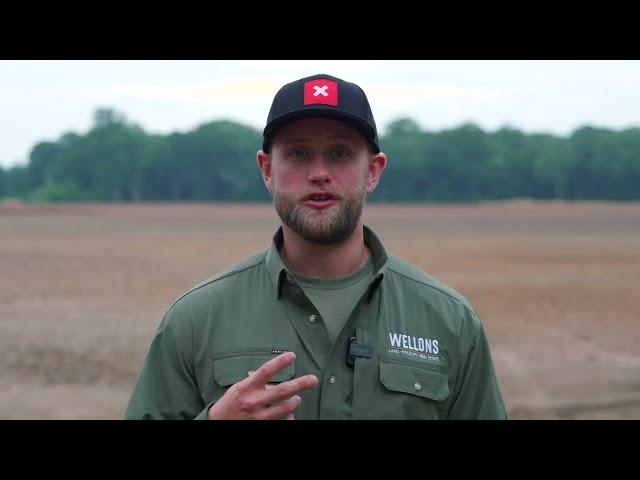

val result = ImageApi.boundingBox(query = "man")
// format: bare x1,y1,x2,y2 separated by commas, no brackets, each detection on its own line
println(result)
125,73,507,420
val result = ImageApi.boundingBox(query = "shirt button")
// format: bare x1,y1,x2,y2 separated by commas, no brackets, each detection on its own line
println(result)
309,314,317,323
329,376,336,384
414,382,422,391
286,273,293,282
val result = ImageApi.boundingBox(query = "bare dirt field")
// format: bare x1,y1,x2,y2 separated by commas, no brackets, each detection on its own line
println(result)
1,201,639,419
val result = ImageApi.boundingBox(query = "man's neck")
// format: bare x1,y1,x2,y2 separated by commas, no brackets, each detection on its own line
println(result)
279,223,370,280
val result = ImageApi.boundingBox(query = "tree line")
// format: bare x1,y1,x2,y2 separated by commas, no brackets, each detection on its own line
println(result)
1,108,638,203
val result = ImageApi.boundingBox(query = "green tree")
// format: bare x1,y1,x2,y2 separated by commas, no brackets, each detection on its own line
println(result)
386,117,422,136
529,134,571,199
613,128,640,200
9,108,640,203
161,120,263,201
93,108,127,128
28,141,62,190
5,166,29,198
438,123,492,201
30,180,87,202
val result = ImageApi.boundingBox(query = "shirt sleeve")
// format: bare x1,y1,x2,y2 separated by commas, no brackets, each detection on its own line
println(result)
446,324,508,420
124,306,207,420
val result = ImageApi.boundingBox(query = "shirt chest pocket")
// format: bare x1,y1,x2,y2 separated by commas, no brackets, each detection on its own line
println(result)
372,358,450,419
212,352,296,388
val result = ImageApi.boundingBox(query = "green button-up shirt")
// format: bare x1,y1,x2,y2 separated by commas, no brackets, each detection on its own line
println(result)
125,226,507,420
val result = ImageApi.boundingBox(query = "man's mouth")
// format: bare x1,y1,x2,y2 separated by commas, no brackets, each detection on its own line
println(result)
303,192,338,209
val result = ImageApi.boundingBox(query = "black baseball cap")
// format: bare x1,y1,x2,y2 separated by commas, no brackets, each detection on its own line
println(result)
262,73,380,154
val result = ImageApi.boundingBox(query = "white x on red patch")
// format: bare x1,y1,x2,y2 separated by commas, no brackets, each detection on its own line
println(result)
313,85,329,97
304,79,338,106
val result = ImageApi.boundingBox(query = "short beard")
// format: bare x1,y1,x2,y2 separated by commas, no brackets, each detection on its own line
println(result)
271,183,367,246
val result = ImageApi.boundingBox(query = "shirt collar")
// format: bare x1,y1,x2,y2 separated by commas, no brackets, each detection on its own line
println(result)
265,225,389,301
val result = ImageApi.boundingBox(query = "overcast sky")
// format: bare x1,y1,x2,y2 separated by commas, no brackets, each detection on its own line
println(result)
1,60,639,168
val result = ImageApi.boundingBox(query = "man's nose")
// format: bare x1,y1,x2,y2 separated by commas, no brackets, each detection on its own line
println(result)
307,156,332,183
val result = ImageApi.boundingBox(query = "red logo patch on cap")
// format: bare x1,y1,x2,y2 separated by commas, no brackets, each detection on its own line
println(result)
304,79,338,107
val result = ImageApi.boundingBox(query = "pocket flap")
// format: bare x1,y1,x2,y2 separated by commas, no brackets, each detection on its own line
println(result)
379,359,449,401
213,353,296,387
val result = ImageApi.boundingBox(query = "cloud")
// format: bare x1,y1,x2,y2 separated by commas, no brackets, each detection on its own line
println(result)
108,76,284,103
105,76,509,112
365,83,508,109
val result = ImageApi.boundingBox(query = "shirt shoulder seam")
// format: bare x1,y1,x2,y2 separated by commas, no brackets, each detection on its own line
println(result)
386,266,476,313
168,256,266,311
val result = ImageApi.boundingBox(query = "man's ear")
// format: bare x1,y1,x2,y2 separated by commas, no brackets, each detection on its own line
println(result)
257,150,273,193
366,153,387,194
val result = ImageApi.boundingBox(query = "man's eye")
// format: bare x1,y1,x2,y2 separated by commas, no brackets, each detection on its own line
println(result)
332,150,348,159
292,150,308,159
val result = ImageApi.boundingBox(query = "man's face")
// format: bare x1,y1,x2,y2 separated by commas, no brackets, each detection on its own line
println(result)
261,118,376,245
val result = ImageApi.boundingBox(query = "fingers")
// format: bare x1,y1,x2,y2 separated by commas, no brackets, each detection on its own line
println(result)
259,374,318,408
253,395,301,421
244,351,297,388
229,351,318,420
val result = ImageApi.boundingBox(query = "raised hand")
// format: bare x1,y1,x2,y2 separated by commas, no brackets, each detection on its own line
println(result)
207,351,318,420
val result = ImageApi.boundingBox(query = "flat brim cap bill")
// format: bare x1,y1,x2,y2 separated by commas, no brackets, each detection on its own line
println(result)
262,74,380,153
